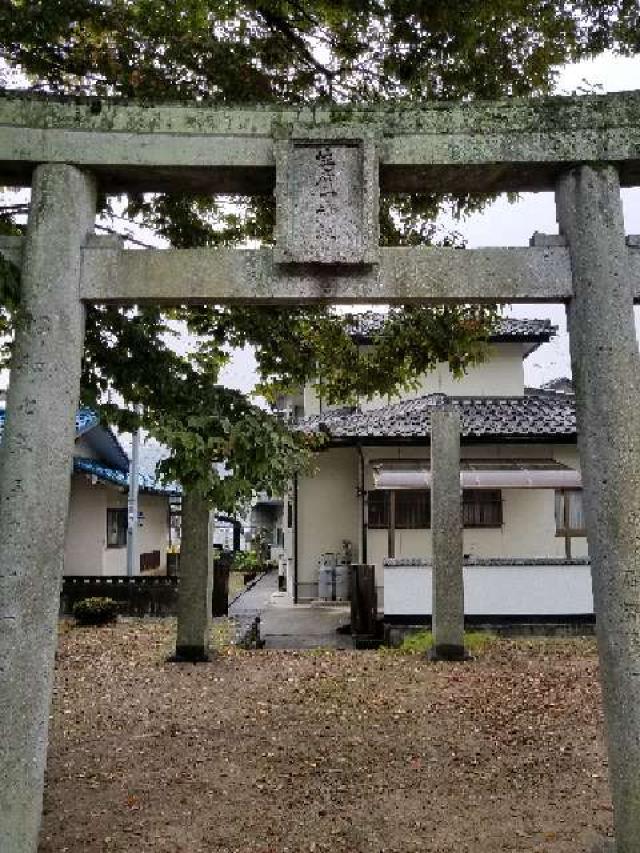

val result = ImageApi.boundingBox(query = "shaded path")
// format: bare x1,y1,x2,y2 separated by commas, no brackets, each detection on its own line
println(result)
229,572,352,649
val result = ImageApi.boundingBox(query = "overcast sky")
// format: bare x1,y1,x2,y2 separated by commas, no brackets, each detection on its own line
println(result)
217,51,640,394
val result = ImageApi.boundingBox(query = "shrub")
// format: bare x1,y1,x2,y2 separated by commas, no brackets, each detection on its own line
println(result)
231,551,259,572
72,596,119,626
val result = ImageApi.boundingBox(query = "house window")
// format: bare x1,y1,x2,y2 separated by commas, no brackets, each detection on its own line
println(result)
555,489,586,536
106,508,128,548
397,490,430,528
287,500,293,529
367,490,389,529
368,490,430,529
462,490,503,528
369,489,502,529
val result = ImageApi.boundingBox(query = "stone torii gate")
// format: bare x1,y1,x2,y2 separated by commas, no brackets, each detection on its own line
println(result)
1,91,640,852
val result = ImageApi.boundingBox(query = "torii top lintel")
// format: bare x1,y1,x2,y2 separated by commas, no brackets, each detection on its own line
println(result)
2,89,640,196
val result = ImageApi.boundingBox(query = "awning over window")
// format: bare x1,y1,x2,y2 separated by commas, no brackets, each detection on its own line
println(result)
371,458,582,490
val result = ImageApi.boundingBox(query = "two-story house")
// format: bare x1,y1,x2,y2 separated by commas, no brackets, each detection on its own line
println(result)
280,314,591,621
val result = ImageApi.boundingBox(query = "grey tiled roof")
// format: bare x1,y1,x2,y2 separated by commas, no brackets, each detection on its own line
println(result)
298,393,576,442
347,312,556,343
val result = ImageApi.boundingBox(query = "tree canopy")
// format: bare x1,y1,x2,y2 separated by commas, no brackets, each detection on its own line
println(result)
2,1,638,507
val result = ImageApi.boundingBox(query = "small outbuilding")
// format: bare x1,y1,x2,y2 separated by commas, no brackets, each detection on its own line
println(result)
0,407,174,576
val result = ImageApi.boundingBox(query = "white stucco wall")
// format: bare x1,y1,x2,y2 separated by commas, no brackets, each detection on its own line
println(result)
384,562,594,617
65,475,170,576
65,476,111,575
293,442,587,605
366,444,588,574
303,343,526,415
363,343,526,410
296,447,360,600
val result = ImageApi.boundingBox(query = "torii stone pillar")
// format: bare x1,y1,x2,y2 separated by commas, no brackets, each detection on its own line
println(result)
430,406,465,661
0,164,97,853
557,165,640,853
174,490,214,661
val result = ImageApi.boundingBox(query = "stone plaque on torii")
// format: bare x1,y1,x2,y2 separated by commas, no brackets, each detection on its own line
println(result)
0,91,640,853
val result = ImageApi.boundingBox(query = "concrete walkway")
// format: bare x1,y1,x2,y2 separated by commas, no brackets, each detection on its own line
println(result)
229,571,278,617
260,603,353,649
229,573,353,649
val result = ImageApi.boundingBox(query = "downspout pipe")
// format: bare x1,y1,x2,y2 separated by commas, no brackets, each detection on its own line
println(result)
358,444,367,564
293,474,299,604
126,414,141,577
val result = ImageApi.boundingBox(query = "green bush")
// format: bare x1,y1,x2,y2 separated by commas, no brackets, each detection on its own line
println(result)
72,596,119,626
231,551,259,572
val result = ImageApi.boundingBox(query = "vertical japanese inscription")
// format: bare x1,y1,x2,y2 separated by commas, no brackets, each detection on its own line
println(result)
313,146,340,243
274,127,379,265
289,142,364,263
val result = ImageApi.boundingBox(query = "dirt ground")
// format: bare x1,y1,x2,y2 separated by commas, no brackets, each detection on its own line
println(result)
40,620,613,853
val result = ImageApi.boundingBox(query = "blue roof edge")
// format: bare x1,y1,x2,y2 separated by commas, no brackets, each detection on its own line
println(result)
74,456,180,496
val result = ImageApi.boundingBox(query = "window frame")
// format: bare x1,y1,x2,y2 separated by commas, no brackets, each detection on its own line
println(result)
462,489,503,529
555,488,587,538
368,488,504,530
106,507,128,549
367,490,390,530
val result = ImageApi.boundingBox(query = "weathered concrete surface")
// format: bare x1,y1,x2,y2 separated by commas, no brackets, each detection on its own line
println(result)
0,235,24,268
0,165,96,853
274,124,379,265
174,491,213,661
5,235,640,306
260,604,353,650
2,90,640,193
430,407,465,661
557,164,640,853
80,242,575,304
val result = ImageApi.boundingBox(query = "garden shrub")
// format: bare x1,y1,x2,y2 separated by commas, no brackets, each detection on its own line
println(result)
231,551,259,572
72,596,119,626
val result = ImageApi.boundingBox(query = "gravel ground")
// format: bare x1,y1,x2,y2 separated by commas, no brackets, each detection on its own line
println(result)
39,620,613,853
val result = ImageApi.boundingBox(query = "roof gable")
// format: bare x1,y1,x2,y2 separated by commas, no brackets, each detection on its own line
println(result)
0,406,129,471
0,407,177,494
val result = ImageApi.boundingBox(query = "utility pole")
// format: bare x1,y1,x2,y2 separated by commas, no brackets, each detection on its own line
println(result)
126,409,142,577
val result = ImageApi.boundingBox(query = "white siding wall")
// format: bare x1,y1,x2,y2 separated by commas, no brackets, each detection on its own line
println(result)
304,343,526,415
363,343,525,410
65,475,170,576
296,447,360,600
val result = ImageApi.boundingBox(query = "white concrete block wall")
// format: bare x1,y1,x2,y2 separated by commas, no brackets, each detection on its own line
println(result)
383,562,594,617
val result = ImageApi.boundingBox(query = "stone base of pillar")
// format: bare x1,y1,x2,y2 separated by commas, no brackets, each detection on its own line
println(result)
590,840,616,853
170,645,213,663
428,644,470,662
